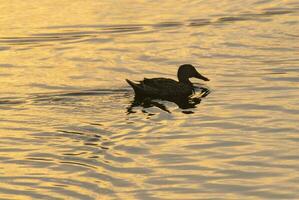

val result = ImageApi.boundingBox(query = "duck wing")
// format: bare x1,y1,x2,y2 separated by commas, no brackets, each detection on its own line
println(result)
126,78,193,98
142,78,192,97
142,78,177,88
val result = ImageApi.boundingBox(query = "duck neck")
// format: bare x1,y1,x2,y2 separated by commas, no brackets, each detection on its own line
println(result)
178,76,193,86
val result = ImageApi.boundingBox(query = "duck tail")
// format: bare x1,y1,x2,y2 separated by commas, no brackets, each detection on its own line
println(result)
126,79,136,87
126,79,143,95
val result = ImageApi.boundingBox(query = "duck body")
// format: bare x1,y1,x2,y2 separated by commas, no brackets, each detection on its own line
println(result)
126,64,209,100
126,78,193,99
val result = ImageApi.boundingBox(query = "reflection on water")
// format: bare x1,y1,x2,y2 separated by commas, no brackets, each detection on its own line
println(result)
1,0,299,199
127,87,210,115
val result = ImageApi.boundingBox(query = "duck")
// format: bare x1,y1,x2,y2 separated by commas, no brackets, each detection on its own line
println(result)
126,64,209,100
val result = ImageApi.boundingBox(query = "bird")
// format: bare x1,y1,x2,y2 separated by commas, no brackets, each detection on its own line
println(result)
126,64,209,100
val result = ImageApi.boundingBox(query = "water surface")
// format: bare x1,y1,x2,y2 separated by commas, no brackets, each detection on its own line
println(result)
1,0,299,199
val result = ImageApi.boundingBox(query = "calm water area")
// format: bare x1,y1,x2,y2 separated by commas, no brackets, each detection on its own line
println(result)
0,0,299,199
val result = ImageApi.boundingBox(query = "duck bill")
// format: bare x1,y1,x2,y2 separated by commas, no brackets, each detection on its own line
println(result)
195,73,209,81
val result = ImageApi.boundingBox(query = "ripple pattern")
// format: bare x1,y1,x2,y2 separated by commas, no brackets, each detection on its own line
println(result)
1,0,299,199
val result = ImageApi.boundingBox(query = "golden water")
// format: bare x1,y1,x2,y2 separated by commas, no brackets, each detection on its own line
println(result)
0,0,299,199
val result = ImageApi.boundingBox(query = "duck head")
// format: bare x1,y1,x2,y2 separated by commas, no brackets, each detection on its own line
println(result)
177,64,209,83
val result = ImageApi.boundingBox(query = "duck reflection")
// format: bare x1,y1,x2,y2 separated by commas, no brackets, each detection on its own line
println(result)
126,86,210,114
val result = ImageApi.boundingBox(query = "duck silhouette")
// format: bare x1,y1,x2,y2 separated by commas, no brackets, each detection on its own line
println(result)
126,64,210,113
126,64,209,99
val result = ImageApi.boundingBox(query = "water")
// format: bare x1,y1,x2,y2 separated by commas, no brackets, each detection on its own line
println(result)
1,0,299,199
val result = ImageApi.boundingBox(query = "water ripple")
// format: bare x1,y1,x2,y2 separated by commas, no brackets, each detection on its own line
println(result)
1,1,299,199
